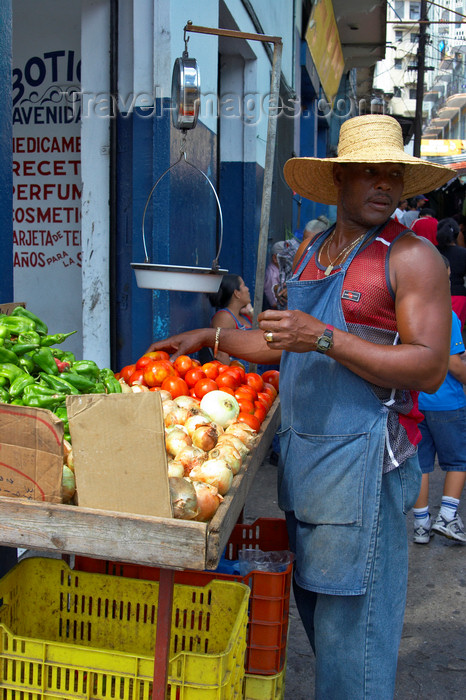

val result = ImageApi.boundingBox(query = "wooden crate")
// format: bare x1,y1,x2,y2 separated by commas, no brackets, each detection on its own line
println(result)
0,401,281,571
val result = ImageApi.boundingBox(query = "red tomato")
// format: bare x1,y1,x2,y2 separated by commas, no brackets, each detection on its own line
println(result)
254,402,267,424
119,364,136,384
113,372,120,380
261,369,279,392
237,398,255,415
263,382,278,400
225,366,245,384
143,360,177,387
173,355,194,377
135,355,154,370
191,358,201,367
257,391,273,410
202,362,220,379
193,377,218,398
245,372,264,393
237,412,261,432
218,386,235,396
235,385,257,402
216,372,239,391
128,369,147,386
161,375,189,399
184,367,207,388
144,350,170,362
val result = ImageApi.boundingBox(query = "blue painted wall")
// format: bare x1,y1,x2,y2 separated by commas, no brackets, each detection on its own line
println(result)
115,99,221,369
0,0,13,303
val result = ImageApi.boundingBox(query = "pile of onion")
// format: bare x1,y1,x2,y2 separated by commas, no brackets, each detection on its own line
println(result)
160,388,260,521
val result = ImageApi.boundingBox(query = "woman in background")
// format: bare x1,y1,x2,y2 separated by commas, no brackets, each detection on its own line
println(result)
208,274,252,364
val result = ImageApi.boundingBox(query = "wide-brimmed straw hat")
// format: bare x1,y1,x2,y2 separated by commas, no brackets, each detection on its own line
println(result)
283,115,455,205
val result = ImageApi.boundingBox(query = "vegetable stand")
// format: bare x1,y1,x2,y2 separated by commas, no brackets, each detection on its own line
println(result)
0,399,281,699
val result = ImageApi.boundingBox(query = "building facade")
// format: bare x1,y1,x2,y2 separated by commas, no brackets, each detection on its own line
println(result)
0,0,386,370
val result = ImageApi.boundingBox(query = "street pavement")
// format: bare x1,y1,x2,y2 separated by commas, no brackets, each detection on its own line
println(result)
243,454,466,699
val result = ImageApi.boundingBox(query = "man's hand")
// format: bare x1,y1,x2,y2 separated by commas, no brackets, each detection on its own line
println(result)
258,309,325,352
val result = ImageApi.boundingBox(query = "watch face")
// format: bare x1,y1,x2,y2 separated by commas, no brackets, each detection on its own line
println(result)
317,336,332,351
171,56,200,130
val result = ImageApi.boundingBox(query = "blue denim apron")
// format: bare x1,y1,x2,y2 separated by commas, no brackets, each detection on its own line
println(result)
278,227,390,595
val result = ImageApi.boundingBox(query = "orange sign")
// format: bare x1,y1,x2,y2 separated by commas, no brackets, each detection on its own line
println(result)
305,0,344,104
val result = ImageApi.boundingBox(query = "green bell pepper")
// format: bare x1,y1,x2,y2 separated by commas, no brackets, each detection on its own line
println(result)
10,307,48,334
30,346,59,375
0,363,25,385
0,346,19,364
60,372,96,392
9,374,36,397
71,360,101,379
0,315,37,334
40,330,77,347
0,387,9,402
99,368,122,394
40,372,80,395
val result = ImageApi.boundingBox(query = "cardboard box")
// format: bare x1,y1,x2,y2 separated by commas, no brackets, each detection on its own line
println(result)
0,404,64,503
0,302,26,315
66,391,173,519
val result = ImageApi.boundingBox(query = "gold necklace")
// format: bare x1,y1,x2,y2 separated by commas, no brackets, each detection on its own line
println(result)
319,232,366,276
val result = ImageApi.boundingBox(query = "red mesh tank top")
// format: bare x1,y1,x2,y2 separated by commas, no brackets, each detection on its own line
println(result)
298,219,423,472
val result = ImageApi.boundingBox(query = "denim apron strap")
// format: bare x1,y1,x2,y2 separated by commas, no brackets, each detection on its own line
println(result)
279,225,390,595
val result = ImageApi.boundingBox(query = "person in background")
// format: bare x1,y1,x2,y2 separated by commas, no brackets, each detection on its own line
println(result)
392,198,408,222
411,207,438,245
436,217,466,329
452,213,466,247
401,194,428,228
273,217,333,310
263,241,286,310
208,273,252,364
147,114,454,699
413,256,466,544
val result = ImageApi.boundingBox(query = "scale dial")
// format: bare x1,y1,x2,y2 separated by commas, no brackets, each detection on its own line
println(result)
171,55,200,130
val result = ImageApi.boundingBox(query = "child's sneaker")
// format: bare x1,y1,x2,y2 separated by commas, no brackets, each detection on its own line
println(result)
432,513,466,543
413,517,433,544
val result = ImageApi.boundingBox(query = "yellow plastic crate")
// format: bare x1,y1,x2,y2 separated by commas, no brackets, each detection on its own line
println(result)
243,662,286,700
0,557,250,699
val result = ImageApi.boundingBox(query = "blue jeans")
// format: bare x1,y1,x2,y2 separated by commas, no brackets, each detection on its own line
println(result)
288,455,421,700
418,408,466,473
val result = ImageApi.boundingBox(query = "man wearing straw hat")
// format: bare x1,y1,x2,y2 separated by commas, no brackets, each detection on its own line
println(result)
148,115,455,698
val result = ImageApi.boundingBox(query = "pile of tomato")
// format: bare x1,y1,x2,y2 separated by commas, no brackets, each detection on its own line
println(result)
117,352,279,433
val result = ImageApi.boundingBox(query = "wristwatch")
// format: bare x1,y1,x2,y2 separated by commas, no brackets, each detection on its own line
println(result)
315,325,334,354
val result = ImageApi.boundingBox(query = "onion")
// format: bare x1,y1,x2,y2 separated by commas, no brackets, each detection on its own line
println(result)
164,406,190,428
165,427,192,456
169,477,199,520
167,460,185,478
200,390,240,427
209,443,242,475
189,458,233,495
131,383,149,392
225,423,257,448
118,378,132,393
192,481,223,522
217,434,250,459
192,424,219,452
175,445,207,475
66,449,75,472
184,413,212,437
62,464,76,502
162,399,179,418
157,389,173,402
174,395,201,410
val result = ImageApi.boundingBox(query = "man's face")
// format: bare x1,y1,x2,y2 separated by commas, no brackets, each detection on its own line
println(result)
333,163,405,230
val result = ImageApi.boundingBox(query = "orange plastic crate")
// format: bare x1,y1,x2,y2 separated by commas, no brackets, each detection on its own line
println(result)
75,518,292,675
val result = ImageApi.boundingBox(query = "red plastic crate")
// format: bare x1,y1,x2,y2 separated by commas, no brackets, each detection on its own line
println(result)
75,517,292,675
